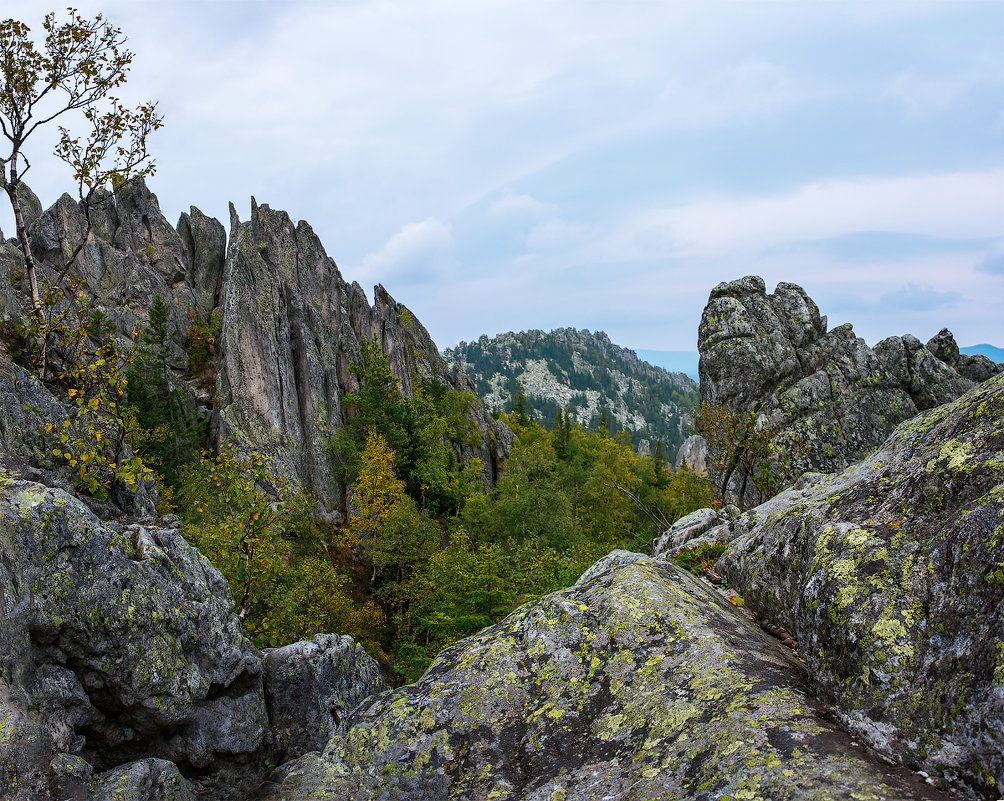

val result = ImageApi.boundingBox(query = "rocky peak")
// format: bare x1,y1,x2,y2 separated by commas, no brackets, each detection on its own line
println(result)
698,276,999,501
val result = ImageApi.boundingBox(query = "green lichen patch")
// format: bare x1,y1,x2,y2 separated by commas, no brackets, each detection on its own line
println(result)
258,557,950,801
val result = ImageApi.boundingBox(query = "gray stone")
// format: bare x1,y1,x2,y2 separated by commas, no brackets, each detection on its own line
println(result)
86,758,196,801
215,200,510,515
0,475,268,800
927,327,1001,384
264,633,387,762
717,372,1004,798
697,276,998,505
673,433,708,474
256,555,954,801
651,506,726,558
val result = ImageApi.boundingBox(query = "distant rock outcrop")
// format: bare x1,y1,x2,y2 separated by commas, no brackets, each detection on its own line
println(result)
673,433,708,474
446,328,697,455
257,556,951,801
698,276,998,500
717,372,1004,798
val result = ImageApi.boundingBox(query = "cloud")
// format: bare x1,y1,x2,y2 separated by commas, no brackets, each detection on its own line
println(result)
878,283,961,312
485,191,557,221
360,218,455,285
526,218,587,251
975,243,1004,276
599,169,1004,262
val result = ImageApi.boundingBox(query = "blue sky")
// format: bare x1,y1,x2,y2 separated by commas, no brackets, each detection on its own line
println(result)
3,0,1002,351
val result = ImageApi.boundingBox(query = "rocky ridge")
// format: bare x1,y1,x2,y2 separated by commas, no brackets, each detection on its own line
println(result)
445,327,697,455
0,181,510,517
698,276,1000,502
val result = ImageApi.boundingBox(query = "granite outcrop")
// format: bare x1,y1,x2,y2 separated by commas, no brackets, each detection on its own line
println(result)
716,372,1004,798
697,276,999,503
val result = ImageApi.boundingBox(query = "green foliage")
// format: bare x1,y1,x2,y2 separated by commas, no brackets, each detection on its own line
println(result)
42,300,150,499
670,542,728,577
175,336,715,686
693,401,795,509
178,446,380,649
125,295,200,492
184,307,222,383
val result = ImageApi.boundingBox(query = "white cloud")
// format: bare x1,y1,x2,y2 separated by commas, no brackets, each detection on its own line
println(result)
607,169,1004,261
485,192,556,221
526,218,588,251
360,218,455,285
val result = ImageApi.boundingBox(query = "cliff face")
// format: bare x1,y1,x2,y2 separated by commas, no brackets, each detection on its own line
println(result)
2,182,509,515
214,199,509,514
717,372,1004,798
698,276,999,499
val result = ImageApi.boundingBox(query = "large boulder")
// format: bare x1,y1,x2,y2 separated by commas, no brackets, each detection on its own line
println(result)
718,372,1004,798
697,277,997,503
0,475,268,800
257,556,950,801
264,633,387,762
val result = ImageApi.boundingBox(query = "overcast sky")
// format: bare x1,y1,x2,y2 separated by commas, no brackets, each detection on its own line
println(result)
3,0,1002,351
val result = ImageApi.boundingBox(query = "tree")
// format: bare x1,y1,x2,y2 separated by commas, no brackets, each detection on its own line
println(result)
0,8,162,373
692,401,794,509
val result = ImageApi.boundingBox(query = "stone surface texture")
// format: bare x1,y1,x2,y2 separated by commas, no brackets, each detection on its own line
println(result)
651,506,725,558
214,199,510,515
718,372,1004,798
256,556,952,801
263,633,388,763
697,276,998,503
673,432,708,474
0,475,268,800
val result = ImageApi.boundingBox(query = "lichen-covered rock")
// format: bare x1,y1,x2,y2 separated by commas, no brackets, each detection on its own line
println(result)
718,372,1004,798
86,758,197,801
927,327,1001,384
697,277,998,503
0,476,268,800
256,555,951,801
264,633,387,762
651,507,723,558
215,199,509,515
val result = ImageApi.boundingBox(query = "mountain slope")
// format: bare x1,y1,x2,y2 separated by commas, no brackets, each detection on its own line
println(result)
444,328,698,455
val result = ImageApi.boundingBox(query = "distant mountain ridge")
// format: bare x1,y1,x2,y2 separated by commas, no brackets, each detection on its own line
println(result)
444,328,699,455
961,343,1004,363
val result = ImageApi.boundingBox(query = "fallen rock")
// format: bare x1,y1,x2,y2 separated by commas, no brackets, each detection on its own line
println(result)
718,372,1004,798
0,475,268,800
264,633,387,763
257,555,953,801
651,506,723,558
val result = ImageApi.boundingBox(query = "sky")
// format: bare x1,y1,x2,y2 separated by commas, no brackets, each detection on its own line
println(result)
2,0,1002,352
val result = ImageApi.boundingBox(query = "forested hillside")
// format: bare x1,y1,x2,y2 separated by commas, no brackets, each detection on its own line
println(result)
444,328,699,457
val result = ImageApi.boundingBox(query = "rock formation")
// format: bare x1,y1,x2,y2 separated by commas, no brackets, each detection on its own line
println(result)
215,199,510,515
263,634,387,763
716,372,1004,798
256,555,950,801
673,433,708,474
697,276,999,501
0,475,268,800
2,182,510,517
